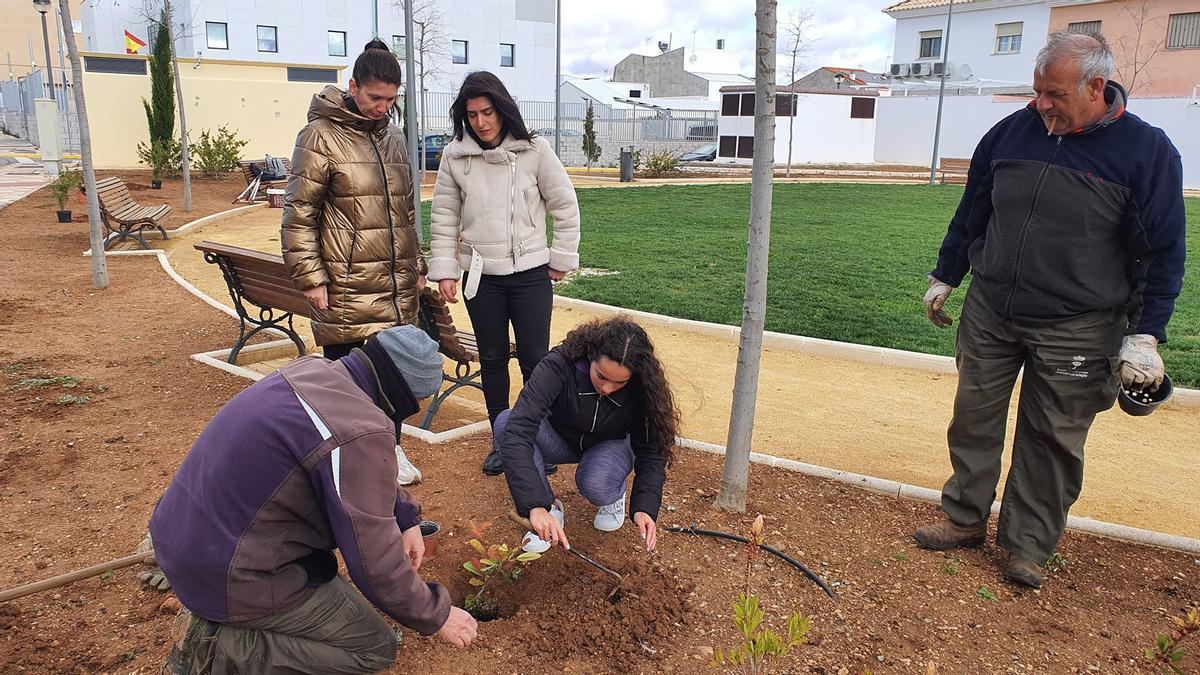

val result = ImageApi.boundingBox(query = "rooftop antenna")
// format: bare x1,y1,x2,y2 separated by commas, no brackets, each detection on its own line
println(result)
692,28,697,51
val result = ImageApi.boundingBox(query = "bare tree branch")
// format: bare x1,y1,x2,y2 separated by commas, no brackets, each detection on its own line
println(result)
779,7,815,177
1112,0,1166,97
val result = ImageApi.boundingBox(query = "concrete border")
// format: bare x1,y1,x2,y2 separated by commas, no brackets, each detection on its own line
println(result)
676,438,1200,555
552,295,1200,404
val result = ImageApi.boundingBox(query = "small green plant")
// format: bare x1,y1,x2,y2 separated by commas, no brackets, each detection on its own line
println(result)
56,394,91,405
191,125,249,178
1146,607,1200,674
136,136,183,179
642,149,680,178
1044,552,1070,574
712,515,813,673
461,520,540,619
631,147,644,172
48,170,81,210
99,569,116,582
941,554,961,576
18,375,80,389
891,552,910,562
712,593,812,671
976,586,998,602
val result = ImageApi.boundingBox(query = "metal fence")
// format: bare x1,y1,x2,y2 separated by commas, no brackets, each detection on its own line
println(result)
412,91,716,144
0,68,81,153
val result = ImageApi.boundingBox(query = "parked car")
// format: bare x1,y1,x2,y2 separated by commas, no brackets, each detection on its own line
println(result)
678,143,717,162
535,127,583,138
418,133,451,170
685,124,716,141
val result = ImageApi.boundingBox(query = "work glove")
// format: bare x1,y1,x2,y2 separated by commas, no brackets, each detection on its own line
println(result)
1118,334,1165,392
135,531,172,592
923,275,954,328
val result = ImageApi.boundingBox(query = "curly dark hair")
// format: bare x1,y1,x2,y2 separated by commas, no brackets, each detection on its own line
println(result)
559,317,680,465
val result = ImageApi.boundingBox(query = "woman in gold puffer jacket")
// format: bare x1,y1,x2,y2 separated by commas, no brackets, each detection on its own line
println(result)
282,42,426,359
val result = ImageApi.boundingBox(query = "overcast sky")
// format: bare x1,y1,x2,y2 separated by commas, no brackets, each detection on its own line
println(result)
560,0,897,81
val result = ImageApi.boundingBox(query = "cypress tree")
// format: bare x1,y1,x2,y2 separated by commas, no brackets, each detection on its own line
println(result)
142,13,175,147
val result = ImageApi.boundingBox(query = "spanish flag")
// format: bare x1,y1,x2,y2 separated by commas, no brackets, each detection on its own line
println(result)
125,30,146,54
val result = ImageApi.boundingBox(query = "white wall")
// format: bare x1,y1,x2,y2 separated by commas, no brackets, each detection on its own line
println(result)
718,93,877,165
890,0,1050,85
81,0,557,101
874,94,1200,189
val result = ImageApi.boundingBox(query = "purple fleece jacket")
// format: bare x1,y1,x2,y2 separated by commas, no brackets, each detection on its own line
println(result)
148,354,450,634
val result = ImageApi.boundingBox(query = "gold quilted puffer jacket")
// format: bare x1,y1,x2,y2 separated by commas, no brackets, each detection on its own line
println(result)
281,85,426,347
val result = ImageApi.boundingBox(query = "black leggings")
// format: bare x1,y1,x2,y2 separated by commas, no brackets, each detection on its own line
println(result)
463,265,553,427
322,341,364,361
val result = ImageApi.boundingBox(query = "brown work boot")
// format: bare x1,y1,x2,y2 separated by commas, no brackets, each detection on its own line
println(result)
1004,556,1044,589
913,518,987,550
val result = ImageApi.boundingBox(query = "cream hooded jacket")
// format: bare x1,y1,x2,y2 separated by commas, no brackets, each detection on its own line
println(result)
428,133,580,283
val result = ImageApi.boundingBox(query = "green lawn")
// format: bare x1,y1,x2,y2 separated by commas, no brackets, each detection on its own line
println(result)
422,183,1200,387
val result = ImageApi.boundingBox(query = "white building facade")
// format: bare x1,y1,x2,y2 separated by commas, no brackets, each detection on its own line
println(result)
717,86,878,165
884,0,1051,87
81,0,558,100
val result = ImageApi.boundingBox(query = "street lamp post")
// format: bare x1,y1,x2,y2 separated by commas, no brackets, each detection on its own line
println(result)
929,0,955,186
33,0,55,100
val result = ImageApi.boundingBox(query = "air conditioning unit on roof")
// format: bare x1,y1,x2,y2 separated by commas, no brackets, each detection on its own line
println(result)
910,62,929,76
933,62,950,77
890,63,910,77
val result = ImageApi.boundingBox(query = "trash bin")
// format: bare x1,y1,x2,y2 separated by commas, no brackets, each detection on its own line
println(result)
619,147,634,182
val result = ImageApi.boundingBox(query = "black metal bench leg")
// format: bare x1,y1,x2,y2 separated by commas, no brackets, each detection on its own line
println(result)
419,372,485,430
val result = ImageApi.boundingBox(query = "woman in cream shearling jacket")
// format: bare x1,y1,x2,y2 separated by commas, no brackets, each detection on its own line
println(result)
429,71,580,476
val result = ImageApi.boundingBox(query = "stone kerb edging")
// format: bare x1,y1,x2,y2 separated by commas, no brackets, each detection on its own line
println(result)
552,294,1200,405
676,437,1200,555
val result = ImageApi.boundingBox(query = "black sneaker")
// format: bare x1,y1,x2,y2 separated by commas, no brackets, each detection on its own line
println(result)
482,449,504,476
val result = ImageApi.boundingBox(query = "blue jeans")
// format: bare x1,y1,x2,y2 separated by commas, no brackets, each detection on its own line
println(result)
493,409,633,506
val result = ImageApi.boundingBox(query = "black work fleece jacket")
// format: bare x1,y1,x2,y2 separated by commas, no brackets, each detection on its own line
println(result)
500,347,665,521
932,82,1186,342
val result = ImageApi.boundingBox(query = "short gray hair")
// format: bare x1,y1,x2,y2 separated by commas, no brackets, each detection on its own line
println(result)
1035,31,1113,89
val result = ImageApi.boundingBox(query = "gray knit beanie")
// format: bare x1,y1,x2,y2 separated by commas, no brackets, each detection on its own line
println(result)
372,325,444,399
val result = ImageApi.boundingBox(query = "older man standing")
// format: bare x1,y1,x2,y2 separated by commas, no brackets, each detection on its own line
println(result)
914,32,1186,588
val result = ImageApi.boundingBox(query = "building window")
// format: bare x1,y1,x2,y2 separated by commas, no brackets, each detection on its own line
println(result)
500,43,515,67
1167,12,1200,49
775,94,796,117
1067,20,1102,35
736,136,754,159
919,30,942,59
287,67,338,83
718,136,737,157
392,34,406,55
850,97,876,119
628,89,641,98
721,93,740,116
739,93,755,116
257,25,278,53
328,31,347,57
995,22,1023,54
453,39,469,64
206,22,228,50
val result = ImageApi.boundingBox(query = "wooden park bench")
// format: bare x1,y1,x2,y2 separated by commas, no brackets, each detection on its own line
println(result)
234,158,292,203
95,176,172,250
938,157,971,184
195,240,503,429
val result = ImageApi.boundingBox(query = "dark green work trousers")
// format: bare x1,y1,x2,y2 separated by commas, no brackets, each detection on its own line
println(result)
209,576,397,675
941,287,1124,563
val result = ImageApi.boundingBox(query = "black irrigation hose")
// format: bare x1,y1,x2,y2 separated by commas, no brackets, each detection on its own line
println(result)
666,523,837,601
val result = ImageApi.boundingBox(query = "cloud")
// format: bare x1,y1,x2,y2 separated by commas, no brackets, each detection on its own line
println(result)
562,0,897,80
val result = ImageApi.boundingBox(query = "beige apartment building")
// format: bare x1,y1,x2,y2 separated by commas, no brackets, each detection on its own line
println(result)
1049,0,1200,97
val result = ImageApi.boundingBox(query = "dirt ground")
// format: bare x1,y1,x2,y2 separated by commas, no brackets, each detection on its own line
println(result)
1,173,1198,674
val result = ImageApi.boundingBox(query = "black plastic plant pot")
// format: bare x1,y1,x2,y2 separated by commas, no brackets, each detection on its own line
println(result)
56,210,72,223
1117,373,1173,416
151,179,162,189
419,520,440,557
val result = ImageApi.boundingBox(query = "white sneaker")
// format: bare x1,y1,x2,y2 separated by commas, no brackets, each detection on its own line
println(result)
593,492,626,532
522,500,565,553
395,445,422,485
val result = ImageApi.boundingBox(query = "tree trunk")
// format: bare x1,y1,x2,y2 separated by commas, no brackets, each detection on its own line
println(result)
165,0,192,212
715,0,777,514
58,0,108,289
786,52,795,178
